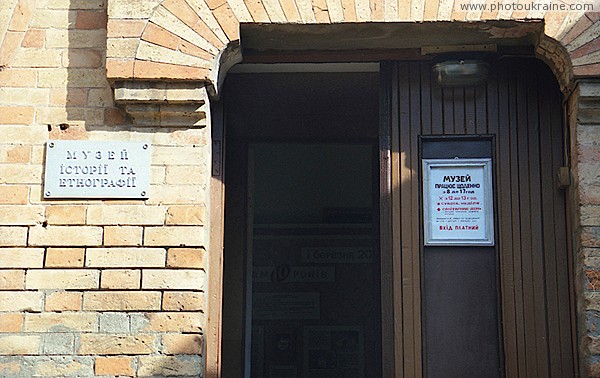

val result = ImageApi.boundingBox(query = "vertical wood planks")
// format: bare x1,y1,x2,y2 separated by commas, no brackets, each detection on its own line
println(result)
389,59,574,376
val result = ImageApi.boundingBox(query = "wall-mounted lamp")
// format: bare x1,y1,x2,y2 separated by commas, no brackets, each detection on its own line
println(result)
433,60,490,87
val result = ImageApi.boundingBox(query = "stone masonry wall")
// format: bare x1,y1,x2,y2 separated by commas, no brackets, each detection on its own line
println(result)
575,81,600,377
0,0,210,376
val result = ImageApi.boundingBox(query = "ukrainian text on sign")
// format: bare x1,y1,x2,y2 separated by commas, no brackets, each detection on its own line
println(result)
423,158,494,246
43,140,151,199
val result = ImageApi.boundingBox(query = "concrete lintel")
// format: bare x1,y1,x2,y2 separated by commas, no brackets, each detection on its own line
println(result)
113,81,209,128
113,81,208,104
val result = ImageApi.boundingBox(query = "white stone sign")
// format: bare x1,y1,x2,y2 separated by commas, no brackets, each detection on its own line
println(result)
423,158,494,246
44,140,151,199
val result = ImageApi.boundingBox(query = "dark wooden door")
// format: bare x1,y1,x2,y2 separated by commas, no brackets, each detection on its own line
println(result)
381,58,576,377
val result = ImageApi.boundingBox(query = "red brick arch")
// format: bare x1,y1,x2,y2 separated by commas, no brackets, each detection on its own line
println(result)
105,0,600,92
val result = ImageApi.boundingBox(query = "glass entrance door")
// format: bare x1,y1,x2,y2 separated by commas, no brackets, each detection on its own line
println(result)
221,70,381,378
246,143,381,378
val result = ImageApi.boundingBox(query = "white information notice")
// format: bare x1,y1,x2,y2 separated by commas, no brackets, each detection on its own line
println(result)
43,140,151,199
423,158,494,246
253,292,320,320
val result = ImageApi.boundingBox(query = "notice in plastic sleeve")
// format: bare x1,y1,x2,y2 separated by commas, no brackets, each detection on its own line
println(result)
423,158,494,246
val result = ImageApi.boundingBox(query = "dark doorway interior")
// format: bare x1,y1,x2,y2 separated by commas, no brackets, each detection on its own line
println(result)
221,71,381,378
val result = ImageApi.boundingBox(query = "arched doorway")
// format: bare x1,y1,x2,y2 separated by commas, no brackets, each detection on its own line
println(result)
218,53,576,378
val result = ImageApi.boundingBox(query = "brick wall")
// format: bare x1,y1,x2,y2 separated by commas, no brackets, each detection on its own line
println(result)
572,82,600,376
2,0,600,375
0,0,210,375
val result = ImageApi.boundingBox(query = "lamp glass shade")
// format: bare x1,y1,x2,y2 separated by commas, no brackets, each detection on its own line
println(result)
433,60,490,87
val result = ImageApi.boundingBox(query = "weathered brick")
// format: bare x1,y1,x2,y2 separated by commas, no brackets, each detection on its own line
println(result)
87,87,113,107
144,226,204,246
0,335,40,355
48,0,106,9
101,269,141,289
0,205,44,225
106,58,134,79
83,291,161,311
162,333,204,354
0,186,28,204
0,270,24,290
146,184,206,204
107,38,140,58
108,0,163,19
142,269,205,290
79,334,157,355
45,292,83,312
163,291,205,311
30,145,47,164
0,145,31,163
86,248,166,267
26,270,99,290
42,333,75,355
144,312,204,332
152,146,205,165
0,248,44,267
179,39,214,61
133,59,210,80
24,313,97,333
166,205,206,225
0,314,23,332
0,292,43,312
0,107,34,125
46,29,107,49
8,0,36,30
95,356,135,376
29,226,103,246
37,68,107,88
583,227,600,248
165,165,206,185
0,165,42,184
75,10,108,29
0,32,21,67
11,49,62,68
0,69,37,87
45,118,90,138
138,355,203,376
86,205,166,225
151,165,166,184
0,227,28,246
29,9,75,28
103,226,143,246
167,248,206,268
45,206,87,225
587,269,600,290
141,22,180,50
50,88,89,106
0,358,21,375
104,107,126,125
21,29,45,48
0,126,46,144
99,312,129,333
582,206,600,226
0,88,50,106
45,248,85,267
107,19,146,38
31,356,94,376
